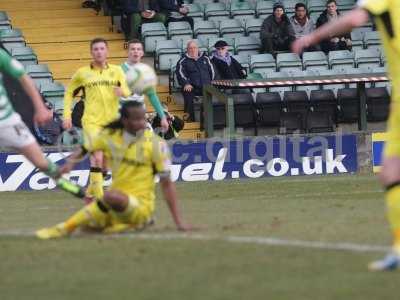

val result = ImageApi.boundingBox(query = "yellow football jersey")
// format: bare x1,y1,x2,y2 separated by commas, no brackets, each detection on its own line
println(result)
86,128,171,212
63,63,131,127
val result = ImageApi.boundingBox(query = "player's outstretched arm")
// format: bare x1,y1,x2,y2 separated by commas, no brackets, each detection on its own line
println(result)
160,177,191,231
59,146,87,175
146,87,169,132
292,8,369,54
19,74,52,125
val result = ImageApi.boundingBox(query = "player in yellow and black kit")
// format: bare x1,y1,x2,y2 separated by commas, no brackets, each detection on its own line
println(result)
293,0,400,271
63,38,131,203
36,101,190,238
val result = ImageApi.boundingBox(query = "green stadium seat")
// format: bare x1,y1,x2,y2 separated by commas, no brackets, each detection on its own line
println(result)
316,69,345,97
245,18,263,38
354,48,381,69
337,0,356,11
307,0,326,13
155,39,182,71
193,20,219,40
364,31,381,50
328,50,354,70
141,22,168,53
256,1,274,18
40,82,65,97
204,3,230,22
230,1,256,23
186,3,204,22
267,71,292,97
283,0,303,14
276,53,302,72
219,19,245,38
0,11,10,26
350,28,371,50
0,28,25,49
302,51,328,71
232,54,250,74
168,21,193,43
234,36,261,56
27,64,53,89
250,53,276,78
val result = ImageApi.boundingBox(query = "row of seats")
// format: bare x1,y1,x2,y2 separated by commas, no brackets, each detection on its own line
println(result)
202,86,388,134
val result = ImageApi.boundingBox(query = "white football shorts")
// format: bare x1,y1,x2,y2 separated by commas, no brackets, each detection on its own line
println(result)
0,112,36,149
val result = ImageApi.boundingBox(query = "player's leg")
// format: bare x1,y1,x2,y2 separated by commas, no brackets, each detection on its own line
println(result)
369,103,400,271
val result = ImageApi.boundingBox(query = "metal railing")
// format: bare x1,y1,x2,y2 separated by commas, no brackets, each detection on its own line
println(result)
202,73,388,137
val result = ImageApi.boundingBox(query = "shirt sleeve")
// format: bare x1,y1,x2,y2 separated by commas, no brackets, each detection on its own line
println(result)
117,67,131,98
63,70,83,120
152,136,171,178
0,49,25,79
357,0,389,16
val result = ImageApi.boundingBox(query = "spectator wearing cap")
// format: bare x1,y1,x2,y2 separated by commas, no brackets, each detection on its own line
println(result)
290,3,318,52
260,2,296,55
211,40,247,80
175,40,215,122
316,0,351,53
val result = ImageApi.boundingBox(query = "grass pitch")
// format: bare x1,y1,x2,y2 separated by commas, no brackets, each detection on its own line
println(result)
1,174,400,300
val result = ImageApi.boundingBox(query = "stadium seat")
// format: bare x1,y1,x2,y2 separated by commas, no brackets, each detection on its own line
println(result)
26,64,53,89
337,88,359,123
245,18,264,38
343,67,372,88
337,0,356,11
41,82,65,112
316,69,345,97
232,54,250,74
279,112,304,134
186,3,204,22
364,31,381,50
168,21,193,43
255,91,282,127
350,27,371,51
306,111,334,133
308,0,326,13
219,19,245,38
230,1,256,23
232,93,257,130
155,40,182,71
310,89,337,123
267,71,292,97
256,1,274,18
276,53,302,72
0,11,10,26
250,53,276,77
354,48,381,69
283,90,309,126
0,28,25,49
141,22,168,53
0,24,11,31
10,46,38,66
290,70,320,96
366,87,390,122
235,36,261,56
302,51,328,71
204,3,230,22
328,50,354,70
283,0,300,14
193,20,219,40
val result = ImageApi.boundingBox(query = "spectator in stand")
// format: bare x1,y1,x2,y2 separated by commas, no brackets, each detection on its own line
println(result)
153,0,194,29
260,2,296,55
290,3,318,52
316,0,352,53
120,0,165,45
151,103,184,140
211,40,247,80
176,40,215,122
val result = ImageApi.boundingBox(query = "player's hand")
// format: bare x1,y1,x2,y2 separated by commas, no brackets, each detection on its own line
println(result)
291,35,313,54
34,107,53,126
114,86,124,97
183,84,193,92
160,117,169,133
63,118,73,130
59,162,74,175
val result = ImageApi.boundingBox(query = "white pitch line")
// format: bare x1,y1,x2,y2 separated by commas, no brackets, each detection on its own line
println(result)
0,230,390,253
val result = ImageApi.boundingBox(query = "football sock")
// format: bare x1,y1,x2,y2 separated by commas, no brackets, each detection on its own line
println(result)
64,201,109,233
87,167,103,199
385,183,400,254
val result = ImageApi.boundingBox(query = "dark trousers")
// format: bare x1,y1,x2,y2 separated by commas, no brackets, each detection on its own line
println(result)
182,87,202,121
121,12,166,41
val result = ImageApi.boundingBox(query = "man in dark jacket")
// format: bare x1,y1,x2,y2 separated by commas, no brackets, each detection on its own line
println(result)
211,40,246,80
260,2,296,55
120,0,166,43
153,0,194,29
176,40,215,122
316,0,352,53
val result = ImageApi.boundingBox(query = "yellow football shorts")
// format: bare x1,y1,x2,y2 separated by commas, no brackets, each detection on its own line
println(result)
82,122,103,150
384,96,400,157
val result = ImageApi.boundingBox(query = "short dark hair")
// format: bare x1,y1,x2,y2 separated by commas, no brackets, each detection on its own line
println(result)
127,39,143,48
326,0,336,6
295,2,307,10
90,37,108,49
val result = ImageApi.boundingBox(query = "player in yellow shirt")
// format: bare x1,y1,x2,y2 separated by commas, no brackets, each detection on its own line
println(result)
293,0,400,271
36,101,190,238
63,38,131,203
